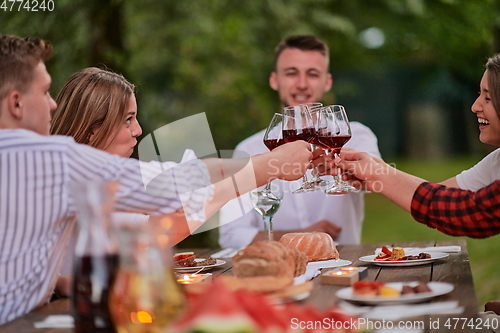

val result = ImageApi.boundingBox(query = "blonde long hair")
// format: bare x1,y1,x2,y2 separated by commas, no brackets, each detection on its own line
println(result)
51,67,135,150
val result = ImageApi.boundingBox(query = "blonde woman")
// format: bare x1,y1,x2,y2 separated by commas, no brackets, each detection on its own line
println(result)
52,67,142,157
51,68,191,295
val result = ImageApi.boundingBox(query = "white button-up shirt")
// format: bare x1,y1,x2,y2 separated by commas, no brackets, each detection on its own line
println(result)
219,121,381,249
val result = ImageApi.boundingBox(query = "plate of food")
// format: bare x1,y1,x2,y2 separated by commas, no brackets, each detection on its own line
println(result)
359,246,449,267
336,281,454,305
173,252,226,273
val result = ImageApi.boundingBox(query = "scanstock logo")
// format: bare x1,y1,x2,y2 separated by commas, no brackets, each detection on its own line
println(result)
136,113,256,234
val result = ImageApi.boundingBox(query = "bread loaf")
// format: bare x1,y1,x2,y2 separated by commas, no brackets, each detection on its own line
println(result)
279,232,339,262
232,240,307,279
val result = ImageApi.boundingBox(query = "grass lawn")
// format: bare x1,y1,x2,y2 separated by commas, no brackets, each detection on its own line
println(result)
362,156,500,310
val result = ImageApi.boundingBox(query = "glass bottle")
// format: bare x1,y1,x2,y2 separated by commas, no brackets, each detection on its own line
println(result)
110,216,186,333
71,181,120,333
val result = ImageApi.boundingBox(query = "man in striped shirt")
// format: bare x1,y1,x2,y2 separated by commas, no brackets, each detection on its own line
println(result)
0,35,313,324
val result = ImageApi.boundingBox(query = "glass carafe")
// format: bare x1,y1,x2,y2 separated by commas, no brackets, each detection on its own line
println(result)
71,181,119,333
110,218,185,333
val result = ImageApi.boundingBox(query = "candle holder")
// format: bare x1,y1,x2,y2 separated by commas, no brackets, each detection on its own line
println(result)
320,267,367,286
176,273,213,285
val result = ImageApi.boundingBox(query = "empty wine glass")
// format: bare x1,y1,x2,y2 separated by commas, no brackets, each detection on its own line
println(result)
317,105,356,195
250,180,284,241
282,105,316,194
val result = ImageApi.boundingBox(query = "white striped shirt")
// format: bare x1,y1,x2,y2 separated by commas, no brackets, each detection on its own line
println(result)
0,129,213,324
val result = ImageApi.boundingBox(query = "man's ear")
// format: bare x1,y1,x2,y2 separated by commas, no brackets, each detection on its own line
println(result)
324,73,333,93
269,72,278,91
5,90,23,119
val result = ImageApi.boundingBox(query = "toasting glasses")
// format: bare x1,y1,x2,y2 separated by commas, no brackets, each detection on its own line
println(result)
259,113,286,199
282,105,316,194
249,113,286,241
317,105,356,195
303,104,330,189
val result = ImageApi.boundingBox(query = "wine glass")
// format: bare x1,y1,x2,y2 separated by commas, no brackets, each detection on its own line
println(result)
302,104,330,189
259,113,286,200
250,180,284,241
282,105,316,194
110,225,185,332
317,105,356,195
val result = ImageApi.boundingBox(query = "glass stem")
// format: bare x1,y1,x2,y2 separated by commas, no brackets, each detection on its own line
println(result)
333,166,342,186
333,152,341,185
262,182,272,194
262,215,273,241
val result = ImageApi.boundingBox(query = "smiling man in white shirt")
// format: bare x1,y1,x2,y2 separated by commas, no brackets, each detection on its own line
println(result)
219,35,381,249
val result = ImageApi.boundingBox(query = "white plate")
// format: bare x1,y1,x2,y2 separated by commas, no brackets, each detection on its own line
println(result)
307,258,352,270
336,281,454,305
359,251,449,267
272,291,311,304
174,259,226,273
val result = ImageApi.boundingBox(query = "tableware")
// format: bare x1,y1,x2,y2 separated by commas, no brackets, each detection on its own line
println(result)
174,259,226,273
282,105,317,193
306,258,352,270
374,246,461,254
336,281,454,305
259,113,286,199
71,181,119,333
111,224,185,331
250,180,284,241
359,251,449,267
317,105,356,195
272,291,311,304
299,103,329,190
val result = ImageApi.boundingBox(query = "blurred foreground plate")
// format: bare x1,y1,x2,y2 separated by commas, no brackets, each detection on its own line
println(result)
336,281,454,305
174,259,226,273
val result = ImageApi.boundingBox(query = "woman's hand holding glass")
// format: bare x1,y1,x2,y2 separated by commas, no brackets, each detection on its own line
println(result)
317,105,356,195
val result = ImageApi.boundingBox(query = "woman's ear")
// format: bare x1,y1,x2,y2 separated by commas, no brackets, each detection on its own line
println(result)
87,127,97,143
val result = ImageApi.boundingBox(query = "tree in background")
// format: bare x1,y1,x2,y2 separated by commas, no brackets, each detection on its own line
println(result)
1,0,498,156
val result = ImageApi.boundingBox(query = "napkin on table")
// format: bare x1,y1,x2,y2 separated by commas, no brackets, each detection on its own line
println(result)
34,315,74,328
211,248,239,258
294,266,321,285
374,246,461,255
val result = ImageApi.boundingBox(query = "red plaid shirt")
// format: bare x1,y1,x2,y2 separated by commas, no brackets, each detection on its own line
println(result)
411,180,500,238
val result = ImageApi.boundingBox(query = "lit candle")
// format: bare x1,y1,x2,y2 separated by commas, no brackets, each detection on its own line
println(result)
176,273,212,285
321,268,358,285
340,266,358,271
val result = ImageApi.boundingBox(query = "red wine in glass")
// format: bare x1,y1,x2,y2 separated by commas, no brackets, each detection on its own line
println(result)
317,134,351,154
283,127,316,143
263,138,287,151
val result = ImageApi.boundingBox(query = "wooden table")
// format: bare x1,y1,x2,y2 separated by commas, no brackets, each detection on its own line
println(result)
0,239,478,332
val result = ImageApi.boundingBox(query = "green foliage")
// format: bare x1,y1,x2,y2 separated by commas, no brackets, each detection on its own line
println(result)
2,0,498,151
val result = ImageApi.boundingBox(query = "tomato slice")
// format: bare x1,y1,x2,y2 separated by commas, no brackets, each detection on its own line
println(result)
381,246,392,255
